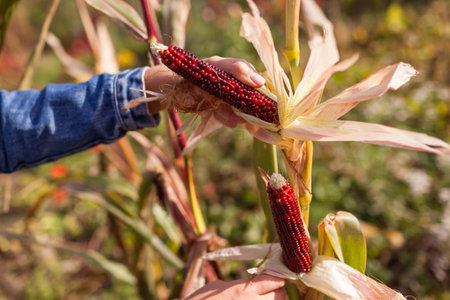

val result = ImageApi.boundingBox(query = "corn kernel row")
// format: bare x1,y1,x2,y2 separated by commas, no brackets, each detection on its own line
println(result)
153,43,279,124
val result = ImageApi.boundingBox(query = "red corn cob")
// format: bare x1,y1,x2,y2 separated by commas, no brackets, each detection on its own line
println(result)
150,42,279,125
267,173,312,273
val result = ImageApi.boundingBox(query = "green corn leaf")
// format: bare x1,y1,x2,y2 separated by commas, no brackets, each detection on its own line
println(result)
85,0,147,41
137,171,156,213
76,191,184,270
0,231,136,284
321,211,367,273
133,171,181,271
153,204,182,246
252,138,278,243
62,175,137,198
0,0,20,50
132,171,156,271
81,250,137,284
63,176,138,219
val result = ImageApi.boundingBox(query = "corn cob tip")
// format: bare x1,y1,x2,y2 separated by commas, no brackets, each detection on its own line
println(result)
150,42,168,56
269,173,287,190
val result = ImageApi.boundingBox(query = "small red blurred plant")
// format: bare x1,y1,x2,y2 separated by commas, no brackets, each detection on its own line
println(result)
52,188,68,204
50,164,69,179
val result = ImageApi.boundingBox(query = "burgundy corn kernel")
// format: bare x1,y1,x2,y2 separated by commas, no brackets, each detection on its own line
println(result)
152,43,279,125
267,173,312,273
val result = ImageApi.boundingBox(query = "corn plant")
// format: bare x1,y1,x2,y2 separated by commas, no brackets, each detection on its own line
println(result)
1,0,449,299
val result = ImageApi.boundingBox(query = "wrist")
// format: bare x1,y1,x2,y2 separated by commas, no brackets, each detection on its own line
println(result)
143,65,177,114
143,64,180,93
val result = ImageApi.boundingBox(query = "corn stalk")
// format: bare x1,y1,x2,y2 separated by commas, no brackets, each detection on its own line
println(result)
284,0,302,87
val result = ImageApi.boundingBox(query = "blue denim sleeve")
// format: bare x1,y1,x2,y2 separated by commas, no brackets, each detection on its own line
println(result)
0,67,160,173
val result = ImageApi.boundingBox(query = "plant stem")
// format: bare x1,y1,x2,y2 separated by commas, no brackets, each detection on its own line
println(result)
299,140,313,227
139,0,161,64
185,154,206,234
168,107,187,150
18,0,61,89
284,0,313,227
284,2,313,298
140,0,161,42
284,0,301,88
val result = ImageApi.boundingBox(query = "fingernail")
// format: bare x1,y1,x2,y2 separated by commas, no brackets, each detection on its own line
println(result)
250,72,265,86
248,63,257,72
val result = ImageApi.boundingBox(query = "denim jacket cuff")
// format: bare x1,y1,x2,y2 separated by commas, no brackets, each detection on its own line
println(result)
113,67,160,131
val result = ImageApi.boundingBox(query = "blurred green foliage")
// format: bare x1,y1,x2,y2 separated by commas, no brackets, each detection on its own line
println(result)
0,0,449,299
0,0,20,50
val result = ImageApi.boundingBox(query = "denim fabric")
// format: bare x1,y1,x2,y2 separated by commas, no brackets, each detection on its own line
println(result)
0,67,160,173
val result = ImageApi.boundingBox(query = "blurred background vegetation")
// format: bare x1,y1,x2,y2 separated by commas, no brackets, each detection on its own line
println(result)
0,0,449,299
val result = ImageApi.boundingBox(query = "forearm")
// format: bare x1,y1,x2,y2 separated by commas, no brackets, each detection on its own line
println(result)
0,68,159,173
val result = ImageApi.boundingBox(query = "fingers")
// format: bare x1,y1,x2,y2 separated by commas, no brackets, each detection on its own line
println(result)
205,56,266,88
260,288,288,300
246,274,286,295
185,275,286,300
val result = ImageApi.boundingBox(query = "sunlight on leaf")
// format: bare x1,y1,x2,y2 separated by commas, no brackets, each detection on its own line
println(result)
320,212,367,273
153,204,182,246
86,0,147,41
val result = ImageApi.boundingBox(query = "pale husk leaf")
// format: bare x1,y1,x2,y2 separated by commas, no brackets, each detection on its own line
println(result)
241,0,291,123
310,62,418,120
301,0,334,36
286,54,359,126
299,256,406,300
243,123,285,146
203,243,279,261
292,0,339,108
247,249,299,281
234,110,279,131
282,117,450,154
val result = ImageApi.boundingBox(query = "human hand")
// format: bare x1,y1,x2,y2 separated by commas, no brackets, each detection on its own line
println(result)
144,56,266,114
184,274,286,300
